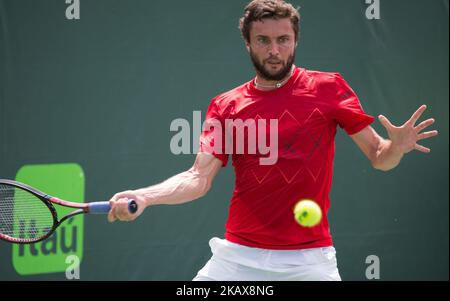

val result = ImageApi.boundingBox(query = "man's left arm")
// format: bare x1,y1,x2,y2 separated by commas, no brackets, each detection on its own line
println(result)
351,105,438,171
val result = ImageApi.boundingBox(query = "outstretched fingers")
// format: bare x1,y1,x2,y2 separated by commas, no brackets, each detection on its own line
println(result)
378,115,395,131
408,105,427,126
415,118,435,133
414,143,431,153
417,130,439,141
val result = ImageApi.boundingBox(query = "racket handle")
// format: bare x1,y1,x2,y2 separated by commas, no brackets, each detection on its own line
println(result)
89,200,138,214
128,200,138,214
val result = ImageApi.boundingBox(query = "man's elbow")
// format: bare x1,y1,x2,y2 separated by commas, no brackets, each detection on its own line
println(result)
197,185,210,198
195,177,212,198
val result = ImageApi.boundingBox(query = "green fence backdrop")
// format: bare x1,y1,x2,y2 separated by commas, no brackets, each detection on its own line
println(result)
0,0,448,280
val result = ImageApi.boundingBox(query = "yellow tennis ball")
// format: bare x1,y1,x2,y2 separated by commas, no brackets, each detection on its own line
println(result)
294,200,322,227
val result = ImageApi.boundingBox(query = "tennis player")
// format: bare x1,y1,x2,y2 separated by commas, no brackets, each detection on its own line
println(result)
107,0,438,281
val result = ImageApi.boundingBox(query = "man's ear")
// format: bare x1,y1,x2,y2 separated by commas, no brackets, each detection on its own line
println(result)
245,41,250,52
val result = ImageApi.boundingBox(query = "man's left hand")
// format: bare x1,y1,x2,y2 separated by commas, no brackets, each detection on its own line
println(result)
378,105,438,154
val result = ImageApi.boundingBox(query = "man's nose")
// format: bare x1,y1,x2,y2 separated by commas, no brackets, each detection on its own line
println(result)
268,42,280,56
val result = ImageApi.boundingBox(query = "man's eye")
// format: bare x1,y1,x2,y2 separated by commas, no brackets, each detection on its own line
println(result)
278,37,289,43
258,37,269,44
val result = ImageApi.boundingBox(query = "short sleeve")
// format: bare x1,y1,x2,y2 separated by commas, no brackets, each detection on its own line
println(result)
199,98,229,167
331,73,375,135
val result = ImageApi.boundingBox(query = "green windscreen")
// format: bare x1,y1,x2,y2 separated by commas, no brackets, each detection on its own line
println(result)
0,0,447,280
12,163,85,276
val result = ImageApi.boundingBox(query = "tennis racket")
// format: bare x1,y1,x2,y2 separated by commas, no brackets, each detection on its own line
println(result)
0,179,138,244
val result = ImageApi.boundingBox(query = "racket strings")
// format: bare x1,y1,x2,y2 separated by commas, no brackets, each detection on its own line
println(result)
0,184,54,240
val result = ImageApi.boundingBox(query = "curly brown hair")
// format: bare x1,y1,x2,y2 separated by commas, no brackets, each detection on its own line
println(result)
239,0,301,43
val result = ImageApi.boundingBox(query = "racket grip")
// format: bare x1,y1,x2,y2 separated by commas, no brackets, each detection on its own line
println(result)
128,200,138,214
89,200,138,214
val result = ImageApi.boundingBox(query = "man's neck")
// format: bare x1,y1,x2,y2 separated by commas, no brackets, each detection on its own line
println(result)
254,66,295,91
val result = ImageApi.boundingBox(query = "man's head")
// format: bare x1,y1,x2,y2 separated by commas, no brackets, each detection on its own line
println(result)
239,0,300,81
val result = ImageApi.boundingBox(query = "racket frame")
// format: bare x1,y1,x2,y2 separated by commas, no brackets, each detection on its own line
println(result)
0,179,89,244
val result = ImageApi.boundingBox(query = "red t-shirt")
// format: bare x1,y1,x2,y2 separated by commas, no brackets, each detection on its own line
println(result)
200,66,374,250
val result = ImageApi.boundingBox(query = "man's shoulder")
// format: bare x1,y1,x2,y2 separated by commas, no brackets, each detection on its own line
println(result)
299,68,346,93
301,68,343,85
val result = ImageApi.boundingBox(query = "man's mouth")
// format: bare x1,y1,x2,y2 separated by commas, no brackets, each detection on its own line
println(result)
266,60,282,66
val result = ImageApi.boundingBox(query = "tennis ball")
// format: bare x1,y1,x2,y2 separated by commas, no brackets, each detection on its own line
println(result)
293,199,322,227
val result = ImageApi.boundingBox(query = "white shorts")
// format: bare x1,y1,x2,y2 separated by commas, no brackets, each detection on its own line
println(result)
193,237,341,281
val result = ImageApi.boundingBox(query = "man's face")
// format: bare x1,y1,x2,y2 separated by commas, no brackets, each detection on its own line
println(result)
246,18,297,81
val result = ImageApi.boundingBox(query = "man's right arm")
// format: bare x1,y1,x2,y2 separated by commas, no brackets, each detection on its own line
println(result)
107,152,223,222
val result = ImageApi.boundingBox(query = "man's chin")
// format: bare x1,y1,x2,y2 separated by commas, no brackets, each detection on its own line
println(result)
263,69,287,81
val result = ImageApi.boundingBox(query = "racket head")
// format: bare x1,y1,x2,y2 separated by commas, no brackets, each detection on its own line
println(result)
0,179,58,244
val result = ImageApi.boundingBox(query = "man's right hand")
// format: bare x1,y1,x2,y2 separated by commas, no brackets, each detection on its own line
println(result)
108,190,147,222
